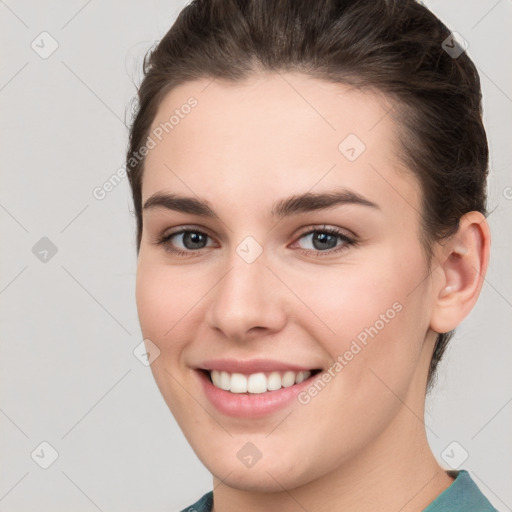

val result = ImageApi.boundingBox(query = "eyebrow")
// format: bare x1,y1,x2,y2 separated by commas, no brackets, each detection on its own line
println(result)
142,188,380,220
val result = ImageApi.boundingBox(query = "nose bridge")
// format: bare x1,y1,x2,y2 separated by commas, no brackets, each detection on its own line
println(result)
207,242,285,340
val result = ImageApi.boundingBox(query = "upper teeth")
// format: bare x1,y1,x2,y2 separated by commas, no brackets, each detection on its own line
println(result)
209,370,312,394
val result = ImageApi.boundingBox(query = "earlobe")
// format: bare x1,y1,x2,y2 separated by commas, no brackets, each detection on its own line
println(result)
430,212,491,334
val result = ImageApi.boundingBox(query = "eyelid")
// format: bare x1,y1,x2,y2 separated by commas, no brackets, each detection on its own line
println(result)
293,223,356,240
156,224,215,241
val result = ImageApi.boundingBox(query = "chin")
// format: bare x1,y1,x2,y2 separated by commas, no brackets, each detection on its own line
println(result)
201,447,320,492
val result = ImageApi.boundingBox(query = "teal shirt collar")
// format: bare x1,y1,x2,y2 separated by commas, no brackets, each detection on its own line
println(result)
423,470,498,512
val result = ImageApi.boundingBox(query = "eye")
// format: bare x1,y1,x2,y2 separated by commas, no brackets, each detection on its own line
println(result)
291,226,356,257
155,228,215,256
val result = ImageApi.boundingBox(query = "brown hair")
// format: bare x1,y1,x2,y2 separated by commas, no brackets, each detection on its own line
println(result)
126,0,489,389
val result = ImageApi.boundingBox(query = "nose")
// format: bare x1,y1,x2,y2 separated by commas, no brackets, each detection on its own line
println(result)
206,250,287,343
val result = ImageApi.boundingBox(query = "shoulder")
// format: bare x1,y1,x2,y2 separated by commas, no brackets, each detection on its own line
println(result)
179,491,213,512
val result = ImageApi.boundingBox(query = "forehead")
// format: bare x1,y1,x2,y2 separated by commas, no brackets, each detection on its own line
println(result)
142,73,420,219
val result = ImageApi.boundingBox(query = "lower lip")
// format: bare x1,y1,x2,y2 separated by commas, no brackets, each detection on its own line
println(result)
197,370,319,418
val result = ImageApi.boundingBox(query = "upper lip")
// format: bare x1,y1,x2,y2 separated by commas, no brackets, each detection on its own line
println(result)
198,358,321,374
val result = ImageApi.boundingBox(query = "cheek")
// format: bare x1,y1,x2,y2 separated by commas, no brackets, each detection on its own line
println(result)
135,262,202,413
290,246,430,390
135,261,199,343
135,264,166,340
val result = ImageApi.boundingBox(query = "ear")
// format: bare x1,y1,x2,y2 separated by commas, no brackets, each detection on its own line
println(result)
430,211,491,334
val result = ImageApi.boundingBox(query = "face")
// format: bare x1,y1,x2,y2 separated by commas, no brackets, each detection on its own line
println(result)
136,73,438,492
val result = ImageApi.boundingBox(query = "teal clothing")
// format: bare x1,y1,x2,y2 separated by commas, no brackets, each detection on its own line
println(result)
180,470,498,511
423,470,498,512
180,490,213,512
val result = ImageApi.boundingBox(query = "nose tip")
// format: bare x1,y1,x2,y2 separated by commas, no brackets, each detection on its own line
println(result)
205,257,286,343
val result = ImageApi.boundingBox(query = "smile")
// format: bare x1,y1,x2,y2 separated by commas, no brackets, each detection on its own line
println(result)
195,358,324,416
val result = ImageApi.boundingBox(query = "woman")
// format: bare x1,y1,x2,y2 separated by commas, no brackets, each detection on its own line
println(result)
126,0,496,510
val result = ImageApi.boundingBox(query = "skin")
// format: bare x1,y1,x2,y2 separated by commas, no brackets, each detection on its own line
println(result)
135,72,490,512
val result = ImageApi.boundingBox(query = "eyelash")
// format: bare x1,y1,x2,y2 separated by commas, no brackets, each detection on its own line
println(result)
154,225,357,258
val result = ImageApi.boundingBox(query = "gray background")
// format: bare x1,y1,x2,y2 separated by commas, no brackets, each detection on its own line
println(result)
0,1,510,511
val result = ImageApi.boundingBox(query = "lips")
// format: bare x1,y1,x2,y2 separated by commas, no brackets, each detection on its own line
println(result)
195,358,323,415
